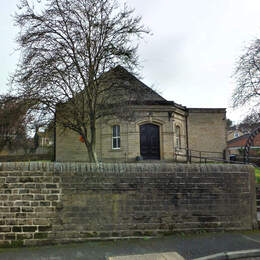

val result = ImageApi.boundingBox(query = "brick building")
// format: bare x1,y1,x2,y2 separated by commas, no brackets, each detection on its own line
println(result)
56,66,227,162
227,132,260,156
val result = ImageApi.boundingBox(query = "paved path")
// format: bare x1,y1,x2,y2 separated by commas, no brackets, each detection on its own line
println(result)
0,231,260,260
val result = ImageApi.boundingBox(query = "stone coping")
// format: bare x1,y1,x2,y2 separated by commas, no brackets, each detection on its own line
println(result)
188,108,226,113
0,161,253,173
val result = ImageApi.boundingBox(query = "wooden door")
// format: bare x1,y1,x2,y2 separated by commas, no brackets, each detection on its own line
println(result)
140,124,160,160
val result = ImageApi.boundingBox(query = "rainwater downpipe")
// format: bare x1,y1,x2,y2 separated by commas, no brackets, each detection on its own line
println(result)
53,110,56,162
185,110,189,163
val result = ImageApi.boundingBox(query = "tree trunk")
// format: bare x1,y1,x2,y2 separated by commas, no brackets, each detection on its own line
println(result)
88,116,98,163
86,142,98,163
83,119,98,163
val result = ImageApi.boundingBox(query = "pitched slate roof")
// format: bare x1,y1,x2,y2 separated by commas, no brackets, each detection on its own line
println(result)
100,65,166,102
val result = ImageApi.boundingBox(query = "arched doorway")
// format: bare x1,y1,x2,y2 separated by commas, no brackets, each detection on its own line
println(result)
140,124,160,160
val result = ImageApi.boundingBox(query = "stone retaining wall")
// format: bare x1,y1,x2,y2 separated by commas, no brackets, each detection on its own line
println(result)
0,163,257,247
0,154,52,162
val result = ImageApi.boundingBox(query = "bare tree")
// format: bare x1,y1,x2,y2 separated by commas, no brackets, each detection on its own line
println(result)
232,38,260,130
238,110,260,133
232,38,260,110
12,0,149,163
0,95,29,153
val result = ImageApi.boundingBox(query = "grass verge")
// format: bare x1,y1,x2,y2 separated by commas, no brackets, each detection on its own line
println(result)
255,167,260,184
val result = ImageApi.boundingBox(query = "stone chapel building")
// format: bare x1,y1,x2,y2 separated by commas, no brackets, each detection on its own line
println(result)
55,66,226,162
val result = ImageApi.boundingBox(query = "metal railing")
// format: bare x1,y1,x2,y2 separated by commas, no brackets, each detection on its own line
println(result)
174,147,246,164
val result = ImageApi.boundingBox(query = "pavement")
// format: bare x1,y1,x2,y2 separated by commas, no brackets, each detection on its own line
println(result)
1,231,260,260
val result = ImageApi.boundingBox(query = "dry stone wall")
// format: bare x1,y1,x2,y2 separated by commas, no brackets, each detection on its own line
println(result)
0,162,257,247
0,163,61,247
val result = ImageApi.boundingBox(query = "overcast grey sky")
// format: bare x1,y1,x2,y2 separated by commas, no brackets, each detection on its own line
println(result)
1,0,260,123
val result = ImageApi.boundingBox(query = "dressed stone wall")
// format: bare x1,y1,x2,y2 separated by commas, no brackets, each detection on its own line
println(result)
56,105,184,162
187,108,227,160
0,162,256,247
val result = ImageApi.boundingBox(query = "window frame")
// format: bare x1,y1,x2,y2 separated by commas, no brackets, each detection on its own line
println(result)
175,125,181,149
112,125,120,150
234,132,239,138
